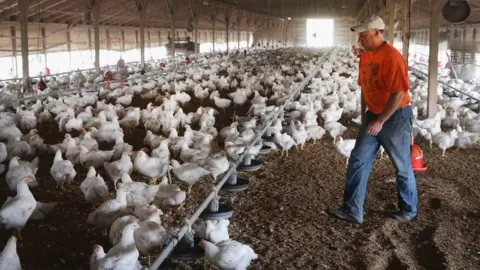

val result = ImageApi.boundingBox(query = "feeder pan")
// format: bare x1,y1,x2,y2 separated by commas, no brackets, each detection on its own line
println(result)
221,172,250,192
262,133,275,141
411,144,428,173
169,237,204,261
258,145,272,155
238,158,262,172
200,200,234,220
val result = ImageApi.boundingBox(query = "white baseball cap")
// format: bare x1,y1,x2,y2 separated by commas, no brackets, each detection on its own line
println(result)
351,15,385,32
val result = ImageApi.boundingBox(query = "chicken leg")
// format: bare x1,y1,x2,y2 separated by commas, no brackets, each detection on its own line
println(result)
187,185,193,194
148,177,158,185
429,141,433,150
15,229,23,241
442,149,446,157
380,151,384,160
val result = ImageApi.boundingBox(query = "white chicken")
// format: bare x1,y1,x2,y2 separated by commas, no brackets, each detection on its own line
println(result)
431,129,458,156
50,149,77,189
334,137,356,165
0,236,21,270
104,151,133,189
214,97,232,113
0,177,37,240
77,146,114,169
134,151,168,184
134,205,167,264
202,151,230,180
289,120,308,150
273,131,296,157
193,219,230,244
97,223,142,269
324,121,347,143
87,184,130,230
80,166,109,207
200,239,258,270
6,157,37,192
154,176,186,208
170,159,211,193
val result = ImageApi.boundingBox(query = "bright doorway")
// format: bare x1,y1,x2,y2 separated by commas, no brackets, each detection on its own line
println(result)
306,19,334,47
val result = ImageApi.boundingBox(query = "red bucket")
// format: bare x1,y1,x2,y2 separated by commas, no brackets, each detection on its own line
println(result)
411,134,428,173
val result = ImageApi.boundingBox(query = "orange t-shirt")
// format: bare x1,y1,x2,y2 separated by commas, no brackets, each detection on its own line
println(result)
357,42,410,114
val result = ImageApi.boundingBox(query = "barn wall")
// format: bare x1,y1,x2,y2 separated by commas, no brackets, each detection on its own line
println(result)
400,24,480,81
334,18,356,46
0,21,253,79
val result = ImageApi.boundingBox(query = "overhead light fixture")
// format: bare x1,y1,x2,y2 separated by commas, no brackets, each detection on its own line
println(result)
287,17,291,20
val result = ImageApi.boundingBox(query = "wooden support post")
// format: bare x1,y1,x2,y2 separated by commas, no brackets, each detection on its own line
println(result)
188,0,199,56
135,30,139,48
165,0,176,58
147,30,151,60
225,8,231,53
121,29,125,53
135,0,148,66
92,1,101,73
388,0,395,44
211,9,216,52
10,26,18,78
194,23,198,56
158,31,161,47
18,0,30,91
67,25,72,71
88,28,92,65
402,0,411,60
236,11,242,49
41,27,47,67
427,0,441,117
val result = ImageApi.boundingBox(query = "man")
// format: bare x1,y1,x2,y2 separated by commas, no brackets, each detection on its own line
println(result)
329,16,417,224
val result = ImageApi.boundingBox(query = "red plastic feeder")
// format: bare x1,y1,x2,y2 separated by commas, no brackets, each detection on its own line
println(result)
43,67,50,76
411,135,428,173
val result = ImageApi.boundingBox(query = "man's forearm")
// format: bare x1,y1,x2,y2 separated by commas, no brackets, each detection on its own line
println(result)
377,91,404,123
360,89,366,114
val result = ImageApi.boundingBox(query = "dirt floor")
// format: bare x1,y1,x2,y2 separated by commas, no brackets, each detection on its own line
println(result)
1,90,480,269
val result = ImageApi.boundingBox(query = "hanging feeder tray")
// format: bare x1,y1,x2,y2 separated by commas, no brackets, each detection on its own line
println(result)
262,133,275,141
169,236,204,261
221,172,250,192
238,159,262,172
200,201,234,220
258,145,272,156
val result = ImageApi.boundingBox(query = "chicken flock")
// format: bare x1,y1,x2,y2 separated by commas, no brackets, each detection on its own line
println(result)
0,45,479,269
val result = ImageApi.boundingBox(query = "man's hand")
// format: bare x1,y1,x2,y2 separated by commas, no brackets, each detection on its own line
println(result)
367,119,384,136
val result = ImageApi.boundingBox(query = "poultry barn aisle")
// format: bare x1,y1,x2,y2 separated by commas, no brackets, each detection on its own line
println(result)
0,46,479,270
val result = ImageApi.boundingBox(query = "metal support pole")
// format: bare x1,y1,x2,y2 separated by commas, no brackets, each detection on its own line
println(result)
388,0,395,44
147,30,151,60
427,0,440,117
88,28,92,64
165,0,176,59
121,29,125,54
136,0,148,66
67,25,72,71
92,1,101,73
10,26,18,78
18,0,30,91
212,10,216,52
41,27,47,67
402,0,411,60
225,9,230,53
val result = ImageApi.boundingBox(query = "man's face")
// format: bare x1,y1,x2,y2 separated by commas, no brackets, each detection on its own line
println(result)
358,29,378,51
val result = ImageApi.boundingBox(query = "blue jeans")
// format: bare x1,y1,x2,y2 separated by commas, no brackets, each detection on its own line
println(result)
343,106,417,221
